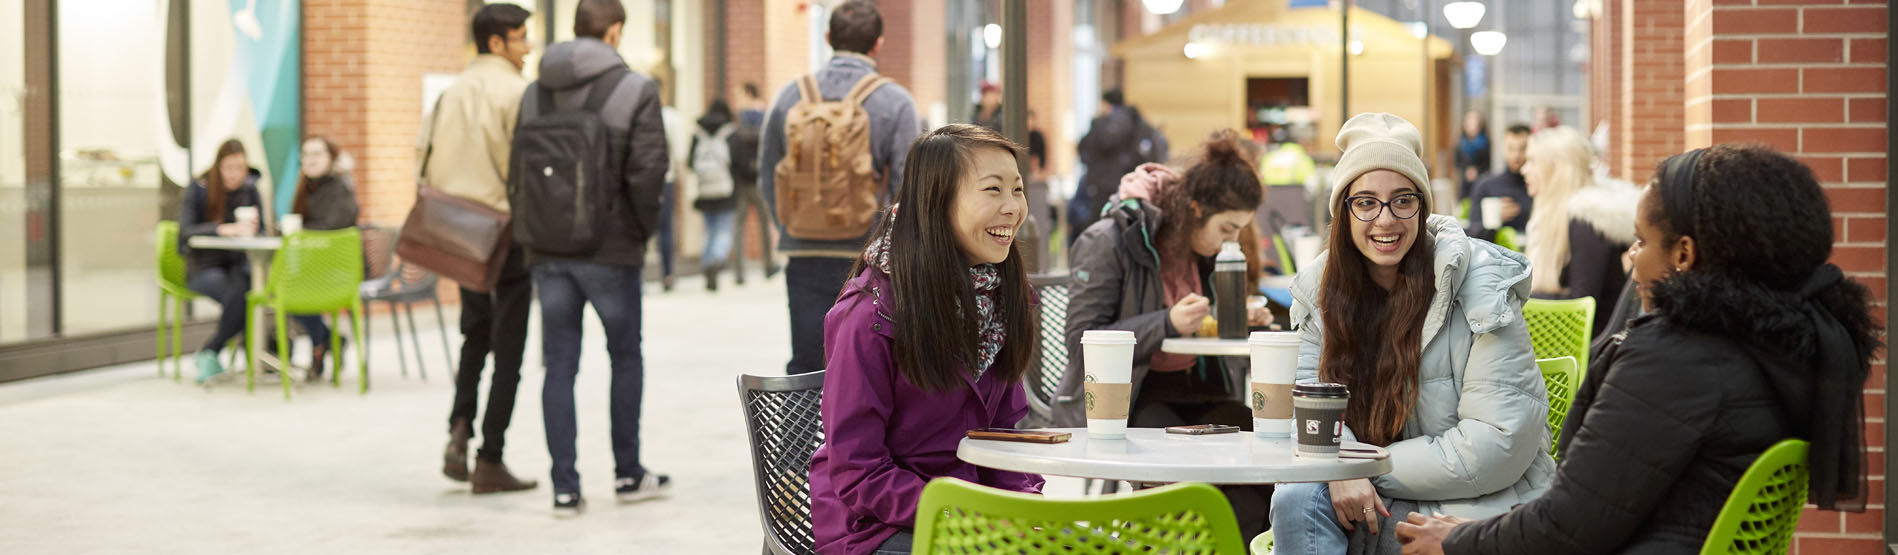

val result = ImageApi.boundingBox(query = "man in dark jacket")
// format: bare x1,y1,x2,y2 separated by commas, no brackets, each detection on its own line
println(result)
515,0,670,517
1464,123,1532,242
1070,89,1143,245
727,82,776,284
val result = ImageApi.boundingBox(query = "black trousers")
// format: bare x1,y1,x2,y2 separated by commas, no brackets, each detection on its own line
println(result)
447,244,532,462
784,256,856,375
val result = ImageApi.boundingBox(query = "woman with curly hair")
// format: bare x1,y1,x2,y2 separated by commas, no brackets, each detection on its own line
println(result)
1397,143,1881,554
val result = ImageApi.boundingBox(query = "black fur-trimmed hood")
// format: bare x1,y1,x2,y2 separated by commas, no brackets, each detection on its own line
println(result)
1649,270,1826,358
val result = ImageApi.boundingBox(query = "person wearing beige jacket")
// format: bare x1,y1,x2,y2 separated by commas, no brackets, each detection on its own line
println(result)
423,3,539,496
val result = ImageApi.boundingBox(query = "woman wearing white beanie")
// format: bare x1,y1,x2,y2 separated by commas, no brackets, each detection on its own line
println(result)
1271,113,1554,554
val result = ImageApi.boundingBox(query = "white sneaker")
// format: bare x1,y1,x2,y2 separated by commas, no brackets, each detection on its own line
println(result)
614,473,672,503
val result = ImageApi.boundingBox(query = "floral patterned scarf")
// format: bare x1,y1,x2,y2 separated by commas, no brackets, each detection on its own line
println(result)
866,207,1007,378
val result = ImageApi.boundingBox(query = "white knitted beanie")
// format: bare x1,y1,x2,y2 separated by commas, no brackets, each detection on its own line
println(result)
1328,112,1432,216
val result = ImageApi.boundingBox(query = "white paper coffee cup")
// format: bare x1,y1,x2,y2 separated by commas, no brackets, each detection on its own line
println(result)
1481,197,1506,230
279,214,303,236
1081,330,1136,439
234,206,259,237
1248,331,1300,437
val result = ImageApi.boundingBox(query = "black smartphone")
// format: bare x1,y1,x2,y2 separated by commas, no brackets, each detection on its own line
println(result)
1165,424,1241,435
967,428,1072,443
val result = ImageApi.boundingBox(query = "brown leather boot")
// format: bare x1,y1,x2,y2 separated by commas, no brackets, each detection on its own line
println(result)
443,420,471,482
471,459,539,494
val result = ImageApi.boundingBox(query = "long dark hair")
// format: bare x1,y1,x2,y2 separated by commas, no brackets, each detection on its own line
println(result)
1152,129,1265,290
199,139,247,221
1316,179,1436,446
292,136,341,217
846,124,1035,393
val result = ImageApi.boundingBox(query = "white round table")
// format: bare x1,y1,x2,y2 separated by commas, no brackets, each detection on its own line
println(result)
1159,338,1251,356
958,428,1391,484
187,236,287,373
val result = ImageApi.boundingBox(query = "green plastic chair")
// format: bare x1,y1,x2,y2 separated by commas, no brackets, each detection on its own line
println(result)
155,221,197,382
1250,530,1273,554
1272,234,1296,274
1537,356,1580,457
1522,297,1596,380
913,477,1247,554
246,228,366,400
1493,226,1523,252
1700,439,1810,555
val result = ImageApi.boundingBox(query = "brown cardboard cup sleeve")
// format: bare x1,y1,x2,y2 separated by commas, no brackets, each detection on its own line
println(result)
1251,382,1295,419
1084,382,1133,420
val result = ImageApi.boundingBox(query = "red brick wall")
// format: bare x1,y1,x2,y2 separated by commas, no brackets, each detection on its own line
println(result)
1593,0,1624,178
1620,0,1686,182
726,0,766,93
1682,1,1890,553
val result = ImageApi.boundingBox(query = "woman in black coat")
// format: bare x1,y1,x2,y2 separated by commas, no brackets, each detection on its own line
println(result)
1397,144,1881,554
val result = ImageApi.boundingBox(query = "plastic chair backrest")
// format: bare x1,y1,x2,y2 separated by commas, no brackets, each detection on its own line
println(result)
1700,439,1810,555
1494,226,1523,252
1536,356,1579,457
1026,273,1071,425
737,371,827,555
269,228,364,314
914,477,1247,554
156,221,189,292
359,225,399,281
1272,234,1296,274
1523,297,1596,376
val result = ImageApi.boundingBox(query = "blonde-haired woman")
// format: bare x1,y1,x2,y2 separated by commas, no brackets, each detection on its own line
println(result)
1521,126,1640,336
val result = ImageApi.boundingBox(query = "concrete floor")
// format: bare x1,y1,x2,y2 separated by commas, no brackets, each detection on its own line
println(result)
0,269,1089,553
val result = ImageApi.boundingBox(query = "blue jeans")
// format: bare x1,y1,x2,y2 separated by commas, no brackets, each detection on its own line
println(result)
871,530,912,555
655,180,677,277
1269,482,1411,555
187,263,327,352
534,260,648,493
699,207,736,273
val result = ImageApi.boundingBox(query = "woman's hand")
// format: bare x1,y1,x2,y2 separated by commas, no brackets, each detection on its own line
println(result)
1168,293,1211,336
1395,512,1471,555
1328,478,1390,534
1247,305,1274,327
216,222,255,238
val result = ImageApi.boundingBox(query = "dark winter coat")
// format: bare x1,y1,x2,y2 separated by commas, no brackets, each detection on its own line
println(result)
1444,288,1806,553
178,170,263,275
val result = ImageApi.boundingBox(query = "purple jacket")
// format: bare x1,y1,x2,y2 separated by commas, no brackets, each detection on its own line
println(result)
809,268,1045,555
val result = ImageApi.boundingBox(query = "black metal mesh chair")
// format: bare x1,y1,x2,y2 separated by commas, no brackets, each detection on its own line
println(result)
1021,273,1072,428
357,225,454,380
738,371,826,555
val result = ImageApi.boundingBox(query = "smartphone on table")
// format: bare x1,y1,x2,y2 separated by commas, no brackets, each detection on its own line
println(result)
966,428,1072,444
1165,424,1241,435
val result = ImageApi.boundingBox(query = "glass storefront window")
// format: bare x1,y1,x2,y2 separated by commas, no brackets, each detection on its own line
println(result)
56,0,168,336
0,0,33,343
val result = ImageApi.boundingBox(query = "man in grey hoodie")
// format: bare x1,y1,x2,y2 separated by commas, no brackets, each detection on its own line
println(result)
758,0,921,376
515,0,670,518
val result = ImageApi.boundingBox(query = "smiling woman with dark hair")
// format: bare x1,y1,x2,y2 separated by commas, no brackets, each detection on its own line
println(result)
1396,144,1882,554
807,124,1043,555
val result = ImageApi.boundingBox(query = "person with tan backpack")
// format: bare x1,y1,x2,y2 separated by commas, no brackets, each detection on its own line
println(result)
758,0,921,376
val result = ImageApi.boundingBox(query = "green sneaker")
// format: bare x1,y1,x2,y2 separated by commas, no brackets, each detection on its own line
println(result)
194,350,226,384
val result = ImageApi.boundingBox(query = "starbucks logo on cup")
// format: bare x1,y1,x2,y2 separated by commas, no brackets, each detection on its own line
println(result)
1086,391,1096,411
1252,391,1266,411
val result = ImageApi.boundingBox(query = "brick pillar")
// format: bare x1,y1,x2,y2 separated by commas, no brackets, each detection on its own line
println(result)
1683,1,1889,553
1028,0,1074,175
1618,0,1684,182
726,0,766,95
1590,0,1624,178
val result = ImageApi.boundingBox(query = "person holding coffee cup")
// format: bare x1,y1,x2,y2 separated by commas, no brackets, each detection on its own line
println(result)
1270,113,1553,555
1395,145,1881,554
1059,129,1275,538
272,135,363,380
808,125,1044,555
177,139,330,384
1520,126,1640,337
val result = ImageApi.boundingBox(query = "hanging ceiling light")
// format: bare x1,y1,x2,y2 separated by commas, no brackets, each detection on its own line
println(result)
983,23,1002,49
1183,41,1207,59
1471,31,1508,56
1143,0,1185,16
1443,2,1486,30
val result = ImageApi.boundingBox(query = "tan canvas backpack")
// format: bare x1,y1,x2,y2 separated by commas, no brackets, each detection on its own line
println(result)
774,73,893,240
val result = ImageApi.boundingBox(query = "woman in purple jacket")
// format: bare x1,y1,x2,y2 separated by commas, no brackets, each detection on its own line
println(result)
808,124,1046,555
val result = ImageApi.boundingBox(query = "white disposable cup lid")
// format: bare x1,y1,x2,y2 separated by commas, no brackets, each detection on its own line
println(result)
1081,329,1136,345
1248,331,1300,347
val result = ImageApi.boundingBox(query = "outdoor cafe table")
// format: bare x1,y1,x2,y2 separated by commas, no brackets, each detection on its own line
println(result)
186,235,291,374
1159,338,1251,357
958,428,1392,485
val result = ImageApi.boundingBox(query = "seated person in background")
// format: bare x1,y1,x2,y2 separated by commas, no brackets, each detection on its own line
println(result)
1462,123,1532,243
1058,129,1275,537
808,125,1044,555
279,135,362,379
179,139,329,383
1522,126,1641,336
1272,113,1554,555
1396,144,1881,554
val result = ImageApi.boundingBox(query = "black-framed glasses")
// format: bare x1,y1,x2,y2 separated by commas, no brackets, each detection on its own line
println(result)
1346,193,1424,222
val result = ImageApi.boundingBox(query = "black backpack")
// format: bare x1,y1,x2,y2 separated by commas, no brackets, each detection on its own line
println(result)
727,113,762,184
508,69,629,255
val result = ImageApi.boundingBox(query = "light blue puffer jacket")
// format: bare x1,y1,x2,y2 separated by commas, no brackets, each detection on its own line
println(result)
1290,214,1557,519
